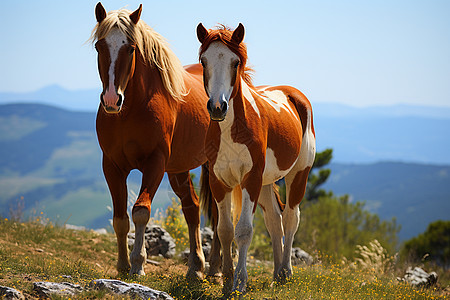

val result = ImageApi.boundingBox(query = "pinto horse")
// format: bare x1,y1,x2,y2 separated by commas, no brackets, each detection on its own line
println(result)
90,3,220,278
197,23,316,293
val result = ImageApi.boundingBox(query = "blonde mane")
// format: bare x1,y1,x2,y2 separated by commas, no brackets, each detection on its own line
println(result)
90,8,186,101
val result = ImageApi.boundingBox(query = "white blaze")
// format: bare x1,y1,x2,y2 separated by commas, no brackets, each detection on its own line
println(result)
104,28,128,105
200,41,239,103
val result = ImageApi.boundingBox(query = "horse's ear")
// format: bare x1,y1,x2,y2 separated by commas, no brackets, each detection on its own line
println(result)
95,2,107,23
197,23,208,44
130,4,142,24
231,23,245,44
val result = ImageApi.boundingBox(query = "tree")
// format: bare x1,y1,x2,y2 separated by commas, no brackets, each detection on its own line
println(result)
306,148,333,201
401,220,450,268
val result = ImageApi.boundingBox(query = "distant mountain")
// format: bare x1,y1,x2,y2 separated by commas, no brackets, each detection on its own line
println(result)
315,114,450,164
323,162,450,240
312,101,450,164
0,104,172,229
2,85,450,164
0,103,449,241
0,85,101,112
313,102,450,119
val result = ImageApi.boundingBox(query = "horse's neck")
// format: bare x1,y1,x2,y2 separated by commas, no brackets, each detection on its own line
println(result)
231,78,260,122
126,54,171,109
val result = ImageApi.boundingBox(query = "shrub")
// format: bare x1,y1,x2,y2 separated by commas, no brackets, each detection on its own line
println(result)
401,220,450,269
295,195,399,260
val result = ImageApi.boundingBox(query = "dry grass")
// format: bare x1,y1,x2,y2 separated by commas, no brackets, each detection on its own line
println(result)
350,239,396,279
0,218,448,299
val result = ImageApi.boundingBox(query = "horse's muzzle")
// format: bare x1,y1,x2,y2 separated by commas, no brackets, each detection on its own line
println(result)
207,99,228,121
100,93,123,114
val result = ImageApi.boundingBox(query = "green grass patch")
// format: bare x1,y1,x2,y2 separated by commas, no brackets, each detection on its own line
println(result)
0,218,447,299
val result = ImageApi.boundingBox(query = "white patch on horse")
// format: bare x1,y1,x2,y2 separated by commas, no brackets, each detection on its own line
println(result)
104,28,128,101
242,82,260,117
260,89,298,119
262,148,294,185
214,99,253,188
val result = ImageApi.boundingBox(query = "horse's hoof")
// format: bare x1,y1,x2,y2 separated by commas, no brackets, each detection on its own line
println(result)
117,263,131,275
206,273,222,284
221,281,233,297
186,269,203,282
275,268,292,284
129,268,145,276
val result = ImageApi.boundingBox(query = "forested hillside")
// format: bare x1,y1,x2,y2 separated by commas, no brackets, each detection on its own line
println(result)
0,103,449,240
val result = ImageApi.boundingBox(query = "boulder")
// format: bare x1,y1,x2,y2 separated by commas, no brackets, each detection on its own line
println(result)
291,247,313,266
129,225,176,258
0,286,24,300
398,267,438,288
181,227,213,262
90,279,173,300
33,282,83,298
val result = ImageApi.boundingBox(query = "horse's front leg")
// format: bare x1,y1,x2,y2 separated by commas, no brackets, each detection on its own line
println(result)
168,171,205,280
232,179,262,294
102,155,131,274
216,191,234,294
130,153,166,276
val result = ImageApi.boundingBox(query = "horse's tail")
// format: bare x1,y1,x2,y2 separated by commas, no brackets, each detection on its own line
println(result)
231,186,242,228
272,182,285,212
200,162,216,224
231,183,281,227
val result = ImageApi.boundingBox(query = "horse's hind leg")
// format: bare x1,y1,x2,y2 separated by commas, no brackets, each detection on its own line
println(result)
199,162,221,278
207,198,222,278
278,167,311,283
216,192,234,294
103,155,131,274
258,184,283,279
168,171,205,280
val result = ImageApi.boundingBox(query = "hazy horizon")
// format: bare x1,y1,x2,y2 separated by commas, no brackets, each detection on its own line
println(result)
3,83,450,111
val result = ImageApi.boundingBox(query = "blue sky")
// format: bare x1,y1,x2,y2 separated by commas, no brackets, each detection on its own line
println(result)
1,0,449,107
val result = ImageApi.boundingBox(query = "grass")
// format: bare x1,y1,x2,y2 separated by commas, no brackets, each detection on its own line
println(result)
0,218,448,299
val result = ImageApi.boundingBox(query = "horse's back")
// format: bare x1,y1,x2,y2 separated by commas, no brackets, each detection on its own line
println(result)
184,63,203,77
258,85,314,137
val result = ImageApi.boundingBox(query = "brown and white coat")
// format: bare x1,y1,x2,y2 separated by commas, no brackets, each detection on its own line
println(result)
197,23,316,294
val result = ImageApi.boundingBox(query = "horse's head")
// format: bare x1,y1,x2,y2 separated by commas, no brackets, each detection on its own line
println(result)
197,23,247,121
93,2,142,114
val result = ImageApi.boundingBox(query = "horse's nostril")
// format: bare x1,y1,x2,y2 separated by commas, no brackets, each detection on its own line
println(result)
100,94,105,106
207,100,213,112
116,94,123,107
220,101,228,113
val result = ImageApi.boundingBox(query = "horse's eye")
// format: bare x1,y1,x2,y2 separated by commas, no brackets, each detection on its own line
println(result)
234,61,240,69
129,46,135,55
94,43,99,52
200,59,206,68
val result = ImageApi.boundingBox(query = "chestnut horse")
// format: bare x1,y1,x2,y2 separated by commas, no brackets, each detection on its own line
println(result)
197,23,316,293
90,3,220,278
